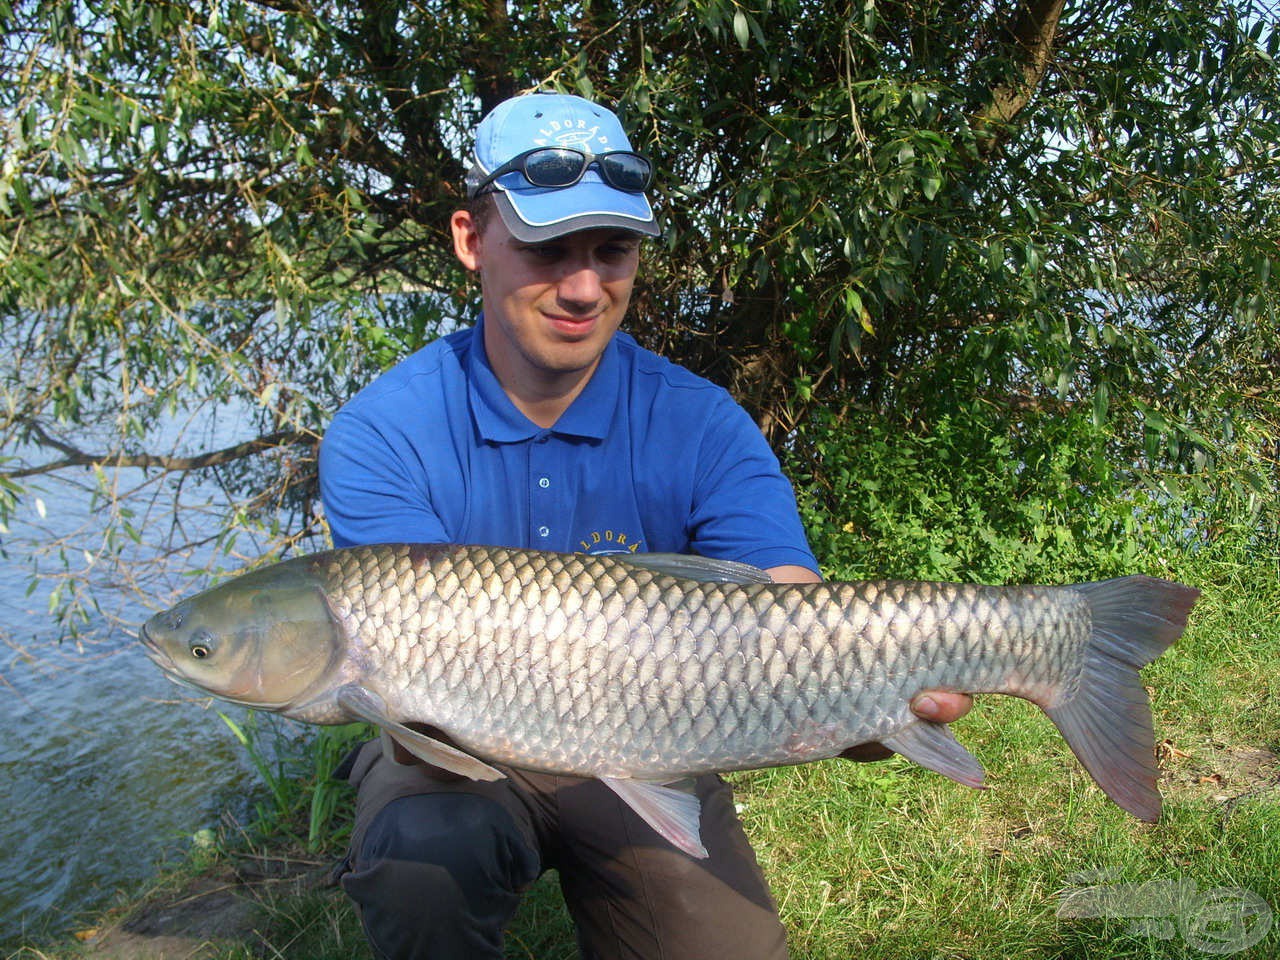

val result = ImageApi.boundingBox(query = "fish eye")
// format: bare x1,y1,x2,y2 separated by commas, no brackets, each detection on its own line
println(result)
189,630,215,660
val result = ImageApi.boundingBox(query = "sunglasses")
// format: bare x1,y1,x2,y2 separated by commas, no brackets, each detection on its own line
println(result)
468,147,654,198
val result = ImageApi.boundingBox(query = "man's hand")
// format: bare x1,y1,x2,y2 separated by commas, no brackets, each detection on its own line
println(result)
838,691,974,762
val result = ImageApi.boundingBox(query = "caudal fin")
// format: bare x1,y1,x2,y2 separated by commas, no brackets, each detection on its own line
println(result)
1044,575,1199,821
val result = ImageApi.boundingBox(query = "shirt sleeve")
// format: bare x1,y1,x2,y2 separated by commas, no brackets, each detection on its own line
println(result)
685,394,820,574
318,407,450,549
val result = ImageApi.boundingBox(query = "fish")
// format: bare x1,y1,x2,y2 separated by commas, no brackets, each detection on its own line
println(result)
139,543,1198,858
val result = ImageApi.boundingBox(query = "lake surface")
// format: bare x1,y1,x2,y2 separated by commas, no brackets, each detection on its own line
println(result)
0,456,291,943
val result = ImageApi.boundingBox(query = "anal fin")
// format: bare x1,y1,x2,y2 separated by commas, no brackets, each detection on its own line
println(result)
881,721,986,788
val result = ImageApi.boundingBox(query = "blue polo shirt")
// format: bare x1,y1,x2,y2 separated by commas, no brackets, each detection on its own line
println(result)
319,319,818,573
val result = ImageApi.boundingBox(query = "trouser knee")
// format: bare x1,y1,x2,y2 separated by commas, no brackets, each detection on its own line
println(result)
342,792,540,960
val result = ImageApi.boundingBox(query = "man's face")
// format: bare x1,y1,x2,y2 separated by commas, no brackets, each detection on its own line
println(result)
451,209,641,391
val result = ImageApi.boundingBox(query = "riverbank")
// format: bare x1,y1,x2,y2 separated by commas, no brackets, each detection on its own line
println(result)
48,846,341,960
10,830,580,960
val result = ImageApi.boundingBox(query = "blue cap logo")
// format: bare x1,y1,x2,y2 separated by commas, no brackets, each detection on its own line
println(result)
534,123,602,150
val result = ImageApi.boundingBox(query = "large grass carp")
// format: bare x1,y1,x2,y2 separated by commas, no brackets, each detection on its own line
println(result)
140,543,1198,858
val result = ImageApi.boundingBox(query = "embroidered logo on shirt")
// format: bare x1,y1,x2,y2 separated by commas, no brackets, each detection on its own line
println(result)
577,528,642,555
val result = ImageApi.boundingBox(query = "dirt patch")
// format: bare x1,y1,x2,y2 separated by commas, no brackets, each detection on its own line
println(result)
971,742,1280,860
74,852,334,960
1159,740,1280,809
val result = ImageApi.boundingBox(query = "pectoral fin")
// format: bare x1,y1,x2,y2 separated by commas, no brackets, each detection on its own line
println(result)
336,684,506,783
601,776,709,858
881,721,986,788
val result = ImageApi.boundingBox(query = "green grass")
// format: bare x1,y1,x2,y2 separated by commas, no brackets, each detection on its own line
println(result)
15,559,1278,960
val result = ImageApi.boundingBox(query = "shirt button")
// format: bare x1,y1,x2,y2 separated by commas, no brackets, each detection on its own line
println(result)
538,525,550,538
538,477,550,489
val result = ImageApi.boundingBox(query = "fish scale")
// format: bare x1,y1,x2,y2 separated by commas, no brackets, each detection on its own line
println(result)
142,541,1198,858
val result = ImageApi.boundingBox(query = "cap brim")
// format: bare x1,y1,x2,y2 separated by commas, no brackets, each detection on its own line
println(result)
490,172,660,242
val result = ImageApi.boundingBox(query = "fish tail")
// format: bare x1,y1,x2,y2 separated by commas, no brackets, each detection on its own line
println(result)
1043,575,1199,821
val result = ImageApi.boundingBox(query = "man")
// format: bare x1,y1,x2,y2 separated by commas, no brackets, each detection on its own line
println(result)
319,92,970,960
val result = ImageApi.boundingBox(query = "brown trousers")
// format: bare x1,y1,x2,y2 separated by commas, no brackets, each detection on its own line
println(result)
336,740,790,959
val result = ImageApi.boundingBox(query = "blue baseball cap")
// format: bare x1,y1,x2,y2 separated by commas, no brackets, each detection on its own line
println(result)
465,93,660,242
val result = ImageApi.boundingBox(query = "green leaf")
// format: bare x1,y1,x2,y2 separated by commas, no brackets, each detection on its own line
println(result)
987,239,1005,272
1092,382,1110,427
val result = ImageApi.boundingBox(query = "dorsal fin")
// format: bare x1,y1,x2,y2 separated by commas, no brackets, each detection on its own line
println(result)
621,553,773,584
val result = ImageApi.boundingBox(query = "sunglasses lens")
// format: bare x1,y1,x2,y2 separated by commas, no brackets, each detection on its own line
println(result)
510,149,652,192
601,154,652,192
523,149,588,187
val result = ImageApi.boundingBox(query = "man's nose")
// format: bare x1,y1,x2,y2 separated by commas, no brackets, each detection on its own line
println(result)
558,262,605,306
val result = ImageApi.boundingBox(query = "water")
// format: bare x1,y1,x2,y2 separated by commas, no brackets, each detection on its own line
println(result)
0,457,288,943
0,639,262,942
0,299,439,944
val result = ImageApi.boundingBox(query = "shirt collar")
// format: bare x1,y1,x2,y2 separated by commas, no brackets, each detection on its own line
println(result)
468,315,620,443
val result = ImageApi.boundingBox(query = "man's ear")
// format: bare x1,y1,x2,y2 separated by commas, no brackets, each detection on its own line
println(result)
451,209,482,271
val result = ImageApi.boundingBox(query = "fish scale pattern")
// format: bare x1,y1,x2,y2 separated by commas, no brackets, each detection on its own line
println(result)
320,544,1092,780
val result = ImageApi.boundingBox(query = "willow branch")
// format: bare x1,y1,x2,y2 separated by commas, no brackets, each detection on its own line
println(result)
3,423,314,480
974,0,1067,155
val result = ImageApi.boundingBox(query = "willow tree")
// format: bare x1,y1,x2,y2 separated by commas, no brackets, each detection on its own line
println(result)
2,0,1277,626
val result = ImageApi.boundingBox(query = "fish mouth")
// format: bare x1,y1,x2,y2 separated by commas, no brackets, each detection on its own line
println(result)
138,624,203,696
138,623,176,670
